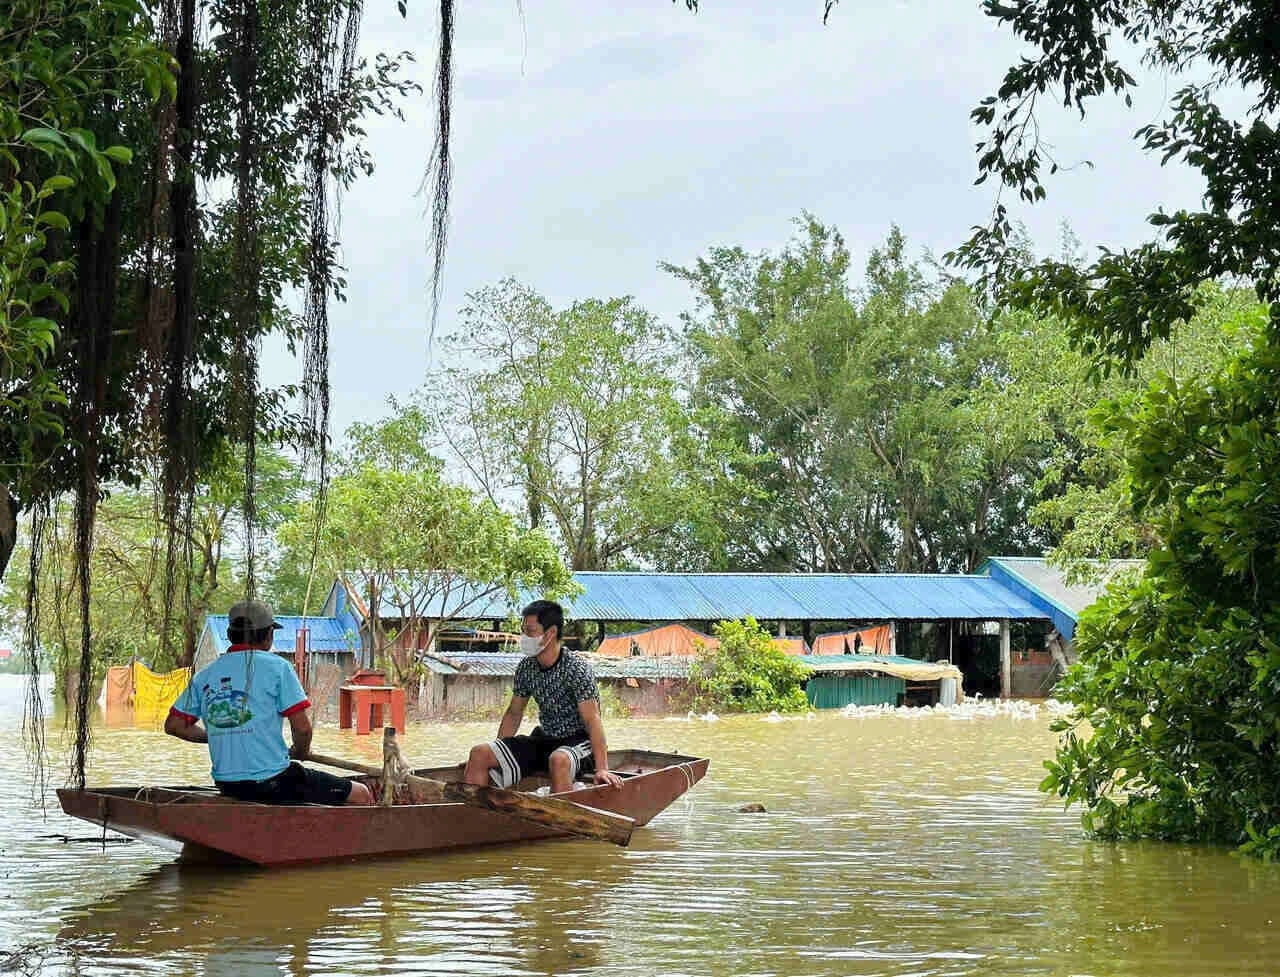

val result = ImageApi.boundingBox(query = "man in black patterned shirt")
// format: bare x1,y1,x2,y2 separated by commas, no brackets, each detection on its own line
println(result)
463,600,624,793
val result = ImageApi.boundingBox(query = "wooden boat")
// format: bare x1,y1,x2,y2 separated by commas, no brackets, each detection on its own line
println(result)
56,749,709,867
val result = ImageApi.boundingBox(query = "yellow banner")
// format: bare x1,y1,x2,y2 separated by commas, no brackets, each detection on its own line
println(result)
130,660,192,722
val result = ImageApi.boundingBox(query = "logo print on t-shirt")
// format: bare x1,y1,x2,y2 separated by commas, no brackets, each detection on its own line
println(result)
205,675,254,729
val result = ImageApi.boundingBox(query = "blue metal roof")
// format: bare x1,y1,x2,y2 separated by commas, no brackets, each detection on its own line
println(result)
979,557,1144,640
203,614,360,656
801,653,940,668
565,573,1047,622
335,570,1049,625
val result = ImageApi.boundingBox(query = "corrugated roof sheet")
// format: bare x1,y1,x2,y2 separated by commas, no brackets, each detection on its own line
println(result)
798,653,963,681
340,570,1050,625
982,557,1144,615
421,652,693,680
801,653,942,669
204,615,358,656
566,572,1047,622
979,557,1144,640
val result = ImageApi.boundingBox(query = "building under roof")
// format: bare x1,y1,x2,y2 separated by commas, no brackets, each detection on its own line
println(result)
324,566,1087,699
979,557,1144,640
194,612,360,671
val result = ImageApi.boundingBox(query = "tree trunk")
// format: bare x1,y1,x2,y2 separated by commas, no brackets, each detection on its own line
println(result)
0,484,17,586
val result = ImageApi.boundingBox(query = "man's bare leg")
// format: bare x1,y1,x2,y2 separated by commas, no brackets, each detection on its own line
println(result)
347,781,375,805
464,743,498,786
549,751,573,793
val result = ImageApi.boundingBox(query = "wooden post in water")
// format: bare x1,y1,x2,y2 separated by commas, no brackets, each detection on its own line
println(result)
999,619,1011,699
294,627,309,692
381,726,406,806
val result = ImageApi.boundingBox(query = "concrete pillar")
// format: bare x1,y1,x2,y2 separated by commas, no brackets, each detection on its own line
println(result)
1000,618,1012,699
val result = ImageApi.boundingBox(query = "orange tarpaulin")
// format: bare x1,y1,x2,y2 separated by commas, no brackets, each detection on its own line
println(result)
596,623,716,658
596,624,810,658
771,637,810,656
810,626,892,656
103,665,133,721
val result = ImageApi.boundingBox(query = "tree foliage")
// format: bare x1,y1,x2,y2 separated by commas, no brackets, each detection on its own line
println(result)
0,0,171,580
957,1,1280,857
275,410,573,685
664,217,1060,572
1030,285,1264,566
1043,323,1280,858
2,0,414,786
430,280,692,570
689,617,810,714
0,447,296,687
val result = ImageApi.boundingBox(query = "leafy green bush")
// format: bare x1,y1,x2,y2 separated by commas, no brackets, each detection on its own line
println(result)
595,682,632,720
690,618,810,713
1042,326,1280,859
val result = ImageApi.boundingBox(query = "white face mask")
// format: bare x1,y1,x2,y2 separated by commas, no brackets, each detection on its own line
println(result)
518,634,544,657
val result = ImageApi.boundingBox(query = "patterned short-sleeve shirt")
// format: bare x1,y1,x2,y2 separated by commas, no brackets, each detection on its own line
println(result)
513,650,599,738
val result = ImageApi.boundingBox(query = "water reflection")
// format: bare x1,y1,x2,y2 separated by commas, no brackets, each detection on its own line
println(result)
55,837,654,976
3,677,1280,977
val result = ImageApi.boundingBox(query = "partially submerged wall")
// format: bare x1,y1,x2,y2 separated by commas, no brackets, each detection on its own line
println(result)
415,672,689,721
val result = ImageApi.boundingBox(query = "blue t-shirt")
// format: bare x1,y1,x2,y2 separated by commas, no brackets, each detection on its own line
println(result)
172,650,310,783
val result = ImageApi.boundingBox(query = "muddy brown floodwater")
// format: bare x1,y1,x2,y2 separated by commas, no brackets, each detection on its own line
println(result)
1,674,1278,976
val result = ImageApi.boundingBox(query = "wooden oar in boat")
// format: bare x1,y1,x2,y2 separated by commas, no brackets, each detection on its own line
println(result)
307,748,634,847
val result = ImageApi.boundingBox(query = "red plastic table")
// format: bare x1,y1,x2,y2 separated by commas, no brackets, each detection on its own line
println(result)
338,684,406,735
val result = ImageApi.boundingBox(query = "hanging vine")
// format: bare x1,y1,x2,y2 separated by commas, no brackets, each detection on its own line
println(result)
7,0,416,789
424,0,453,336
20,502,50,802
68,157,126,789
299,0,367,610
158,0,201,672
232,0,263,596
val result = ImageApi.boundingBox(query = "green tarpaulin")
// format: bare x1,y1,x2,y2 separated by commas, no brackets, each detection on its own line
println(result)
806,674,905,709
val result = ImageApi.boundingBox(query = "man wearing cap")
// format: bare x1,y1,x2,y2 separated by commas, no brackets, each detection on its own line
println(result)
165,599,373,806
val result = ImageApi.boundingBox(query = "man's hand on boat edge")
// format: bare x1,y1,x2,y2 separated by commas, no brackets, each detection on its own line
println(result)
592,769,624,788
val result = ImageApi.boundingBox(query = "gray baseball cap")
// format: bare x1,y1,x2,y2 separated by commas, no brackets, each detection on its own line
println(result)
227,599,282,633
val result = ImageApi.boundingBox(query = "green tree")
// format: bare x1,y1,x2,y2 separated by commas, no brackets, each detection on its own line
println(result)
1043,326,1280,857
1030,285,1264,566
3,0,416,787
668,217,1059,573
0,0,172,579
689,617,810,714
959,1,1280,857
0,0,415,585
430,280,693,570
274,410,573,685
0,445,297,687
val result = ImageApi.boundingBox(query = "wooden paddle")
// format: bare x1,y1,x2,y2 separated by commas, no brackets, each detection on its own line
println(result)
307,747,634,847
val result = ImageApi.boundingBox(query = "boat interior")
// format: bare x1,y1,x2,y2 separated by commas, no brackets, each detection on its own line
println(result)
76,750,704,808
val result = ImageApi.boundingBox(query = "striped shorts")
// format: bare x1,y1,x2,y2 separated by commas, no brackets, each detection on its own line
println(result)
487,729,595,789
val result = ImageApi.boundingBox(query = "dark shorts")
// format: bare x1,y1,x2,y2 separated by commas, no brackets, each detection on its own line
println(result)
487,728,595,788
216,761,353,805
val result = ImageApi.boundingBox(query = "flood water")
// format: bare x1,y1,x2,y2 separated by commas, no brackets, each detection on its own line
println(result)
2,674,1278,976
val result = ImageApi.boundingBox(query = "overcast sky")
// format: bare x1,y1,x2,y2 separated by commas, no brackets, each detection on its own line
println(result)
263,0,1208,438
